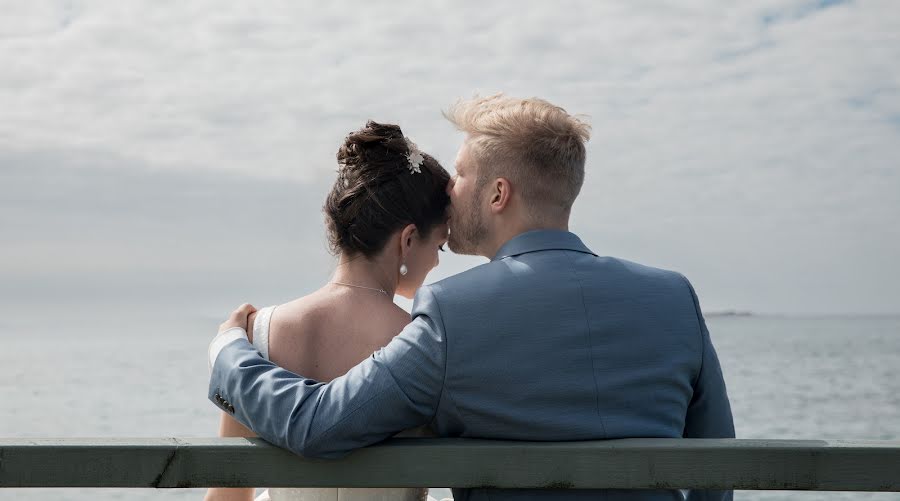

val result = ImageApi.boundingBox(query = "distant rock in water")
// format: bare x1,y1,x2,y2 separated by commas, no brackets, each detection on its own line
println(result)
706,310,754,317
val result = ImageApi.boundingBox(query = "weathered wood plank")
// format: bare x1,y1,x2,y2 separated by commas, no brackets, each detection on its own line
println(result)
1,438,899,491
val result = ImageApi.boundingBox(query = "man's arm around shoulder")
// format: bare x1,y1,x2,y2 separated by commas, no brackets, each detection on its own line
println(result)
208,287,448,458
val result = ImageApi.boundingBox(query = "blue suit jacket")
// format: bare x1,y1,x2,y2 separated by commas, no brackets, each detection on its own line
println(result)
210,230,734,500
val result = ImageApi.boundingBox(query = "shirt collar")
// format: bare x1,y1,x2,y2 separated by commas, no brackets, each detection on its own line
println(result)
491,230,597,261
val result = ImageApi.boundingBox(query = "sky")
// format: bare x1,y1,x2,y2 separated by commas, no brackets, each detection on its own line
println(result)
1,0,899,323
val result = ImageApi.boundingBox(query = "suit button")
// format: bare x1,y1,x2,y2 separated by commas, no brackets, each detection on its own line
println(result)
227,405,235,413
214,393,222,401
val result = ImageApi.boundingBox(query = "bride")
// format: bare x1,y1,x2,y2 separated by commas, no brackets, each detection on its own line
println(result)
205,121,451,501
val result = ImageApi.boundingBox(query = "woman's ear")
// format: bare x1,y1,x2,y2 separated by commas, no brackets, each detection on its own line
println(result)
399,223,417,259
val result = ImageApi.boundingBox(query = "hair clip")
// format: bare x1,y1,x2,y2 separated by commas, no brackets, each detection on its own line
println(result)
405,138,424,174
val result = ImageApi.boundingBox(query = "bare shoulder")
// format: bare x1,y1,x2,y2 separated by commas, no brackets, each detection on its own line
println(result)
268,293,331,332
378,303,414,343
266,290,412,352
387,304,413,328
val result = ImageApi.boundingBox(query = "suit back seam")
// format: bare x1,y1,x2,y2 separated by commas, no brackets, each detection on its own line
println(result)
567,252,609,438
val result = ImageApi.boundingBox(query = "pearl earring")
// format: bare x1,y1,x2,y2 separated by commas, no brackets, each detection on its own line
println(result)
399,263,408,276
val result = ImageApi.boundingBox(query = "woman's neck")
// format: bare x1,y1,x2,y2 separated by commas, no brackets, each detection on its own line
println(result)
331,252,397,297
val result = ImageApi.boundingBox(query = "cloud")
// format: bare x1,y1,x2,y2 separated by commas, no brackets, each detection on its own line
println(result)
1,0,898,315
760,0,852,26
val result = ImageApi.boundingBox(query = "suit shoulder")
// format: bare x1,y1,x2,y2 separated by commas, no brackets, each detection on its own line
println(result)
600,256,687,282
423,259,507,298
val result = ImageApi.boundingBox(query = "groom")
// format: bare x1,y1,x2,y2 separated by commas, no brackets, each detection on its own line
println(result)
208,94,734,501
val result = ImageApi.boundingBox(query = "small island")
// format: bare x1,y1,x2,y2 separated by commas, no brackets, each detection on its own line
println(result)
706,310,754,317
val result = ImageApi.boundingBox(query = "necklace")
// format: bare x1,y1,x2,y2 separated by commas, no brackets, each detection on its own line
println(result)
332,281,389,296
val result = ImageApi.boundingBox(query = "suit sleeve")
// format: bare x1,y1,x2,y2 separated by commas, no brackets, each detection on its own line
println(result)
208,286,447,458
682,277,735,501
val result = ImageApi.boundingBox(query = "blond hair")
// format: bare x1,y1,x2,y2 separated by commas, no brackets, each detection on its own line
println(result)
444,94,591,217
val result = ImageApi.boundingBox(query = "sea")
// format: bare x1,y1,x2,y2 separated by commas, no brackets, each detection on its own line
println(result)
2,314,899,501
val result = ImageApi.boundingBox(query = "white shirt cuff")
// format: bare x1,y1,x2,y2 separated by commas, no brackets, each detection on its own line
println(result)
208,327,249,371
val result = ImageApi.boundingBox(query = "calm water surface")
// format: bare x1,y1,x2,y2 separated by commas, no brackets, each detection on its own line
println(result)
2,314,899,500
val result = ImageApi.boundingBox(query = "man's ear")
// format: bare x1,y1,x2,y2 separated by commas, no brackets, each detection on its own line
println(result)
489,178,512,213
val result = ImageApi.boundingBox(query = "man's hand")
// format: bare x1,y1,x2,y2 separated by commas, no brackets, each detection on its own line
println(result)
218,303,257,334
209,303,257,371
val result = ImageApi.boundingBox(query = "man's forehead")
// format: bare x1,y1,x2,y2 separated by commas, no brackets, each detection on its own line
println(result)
455,140,473,168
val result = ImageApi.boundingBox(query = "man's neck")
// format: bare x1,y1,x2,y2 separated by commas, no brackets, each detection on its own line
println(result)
481,220,570,259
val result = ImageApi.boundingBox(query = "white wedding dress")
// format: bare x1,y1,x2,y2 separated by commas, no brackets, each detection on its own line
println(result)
250,305,439,501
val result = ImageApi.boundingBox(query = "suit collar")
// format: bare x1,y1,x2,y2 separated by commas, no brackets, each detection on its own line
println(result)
491,230,596,261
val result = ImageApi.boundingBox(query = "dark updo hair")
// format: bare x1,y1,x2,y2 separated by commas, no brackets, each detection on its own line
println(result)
324,121,451,258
